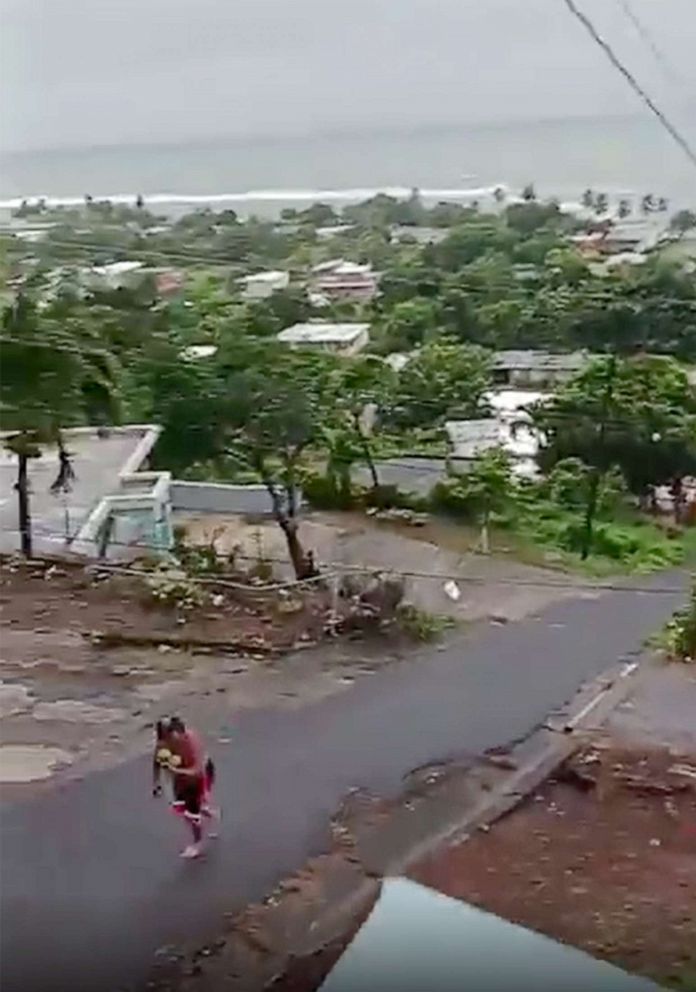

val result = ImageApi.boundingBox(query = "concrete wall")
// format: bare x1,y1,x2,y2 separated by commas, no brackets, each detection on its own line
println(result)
170,481,295,516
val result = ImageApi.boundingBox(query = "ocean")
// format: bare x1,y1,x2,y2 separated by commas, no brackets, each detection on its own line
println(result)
1,114,695,217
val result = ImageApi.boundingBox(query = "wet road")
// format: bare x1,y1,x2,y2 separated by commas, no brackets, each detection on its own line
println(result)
0,576,686,992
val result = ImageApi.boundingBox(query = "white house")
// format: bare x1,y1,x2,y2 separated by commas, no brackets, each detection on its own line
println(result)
241,270,290,300
311,259,379,302
277,322,370,356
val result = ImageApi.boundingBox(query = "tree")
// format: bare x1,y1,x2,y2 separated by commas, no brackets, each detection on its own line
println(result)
389,341,492,429
376,297,442,353
670,209,696,238
641,193,655,215
533,355,696,533
435,448,515,553
581,188,595,209
0,296,114,555
505,201,562,235
657,197,669,214
617,198,632,219
222,350,334,579
521,183,537,202
594,192,609,215
327,356,396,491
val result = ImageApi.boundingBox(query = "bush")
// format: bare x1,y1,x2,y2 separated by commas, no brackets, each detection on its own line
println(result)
302,472,356,510
665,588,696,662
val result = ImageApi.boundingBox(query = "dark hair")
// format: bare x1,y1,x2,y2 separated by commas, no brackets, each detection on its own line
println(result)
156,715,186,738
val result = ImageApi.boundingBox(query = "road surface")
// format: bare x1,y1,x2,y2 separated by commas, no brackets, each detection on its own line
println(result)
0,576,686,992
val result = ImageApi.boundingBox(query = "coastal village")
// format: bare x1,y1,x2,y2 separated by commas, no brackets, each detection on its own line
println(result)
1,184,696,992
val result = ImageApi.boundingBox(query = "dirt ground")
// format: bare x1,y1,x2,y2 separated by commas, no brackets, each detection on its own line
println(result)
0,557,331,654
179,510,593,623
0,559,407,793
411,741,696,991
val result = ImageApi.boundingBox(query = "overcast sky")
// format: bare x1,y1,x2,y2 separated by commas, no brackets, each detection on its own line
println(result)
2,0,694,152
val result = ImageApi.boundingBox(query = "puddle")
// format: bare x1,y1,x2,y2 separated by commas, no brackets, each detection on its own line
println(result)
0,681,36,718
319,877,660,992
0,745,73,782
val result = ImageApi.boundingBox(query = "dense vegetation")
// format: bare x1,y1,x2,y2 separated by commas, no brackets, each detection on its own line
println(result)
2,189,696,573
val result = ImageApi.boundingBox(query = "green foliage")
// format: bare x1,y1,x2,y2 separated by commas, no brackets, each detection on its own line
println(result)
664,587,696,662
396,604,454,642
388,341,492,429
534,355,696,498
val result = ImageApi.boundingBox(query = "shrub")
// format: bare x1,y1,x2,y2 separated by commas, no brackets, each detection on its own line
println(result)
664,587,696,662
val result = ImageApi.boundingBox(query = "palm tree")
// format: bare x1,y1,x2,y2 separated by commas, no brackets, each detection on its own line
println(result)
594,192,609,215
641,193,655,215
493,186,506,205
581,188,594,209
521,183,536,202
617,199,632,219
657,197,669,213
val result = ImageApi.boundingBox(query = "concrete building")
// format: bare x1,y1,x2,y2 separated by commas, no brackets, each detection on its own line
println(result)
446,389,546,480
0,425,171,558
493,350,590,388
389,226,449,246
311,259,380,302
0,424,297,560
241,270,290,300
277,322,370,356
82,261,145,291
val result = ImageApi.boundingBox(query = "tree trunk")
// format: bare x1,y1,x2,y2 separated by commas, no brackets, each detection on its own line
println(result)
480,510,490,555
16,452,32,558
353,412,379,490
671,477,685,524
279,515,315,580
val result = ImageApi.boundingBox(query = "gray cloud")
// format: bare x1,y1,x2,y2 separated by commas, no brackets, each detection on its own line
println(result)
2,0,694,151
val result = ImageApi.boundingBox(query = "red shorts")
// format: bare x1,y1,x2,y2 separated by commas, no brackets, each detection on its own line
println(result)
171,759,215,822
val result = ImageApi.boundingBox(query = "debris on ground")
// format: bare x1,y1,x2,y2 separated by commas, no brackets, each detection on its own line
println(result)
411,741,696,991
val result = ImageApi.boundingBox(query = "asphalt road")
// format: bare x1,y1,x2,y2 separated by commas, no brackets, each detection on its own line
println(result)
0,575,686,992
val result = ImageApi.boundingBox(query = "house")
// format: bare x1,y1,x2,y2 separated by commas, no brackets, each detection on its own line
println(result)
445,393,545,479
180,344,218,361
277,322,370,356
315,224,355,241
389,226,449,246
0,423,300,561
493,350,590,388
445,419,502,462
241,270,290,300
0,425,171,558
82,261,145,291
311,259,380,302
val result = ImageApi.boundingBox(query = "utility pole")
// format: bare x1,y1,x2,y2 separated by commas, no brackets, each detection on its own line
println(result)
580,353,618,560
15,450,32,558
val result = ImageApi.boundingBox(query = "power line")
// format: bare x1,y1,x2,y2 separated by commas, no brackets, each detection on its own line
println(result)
561,0,696,171
616,0,682,85
3,524,687,595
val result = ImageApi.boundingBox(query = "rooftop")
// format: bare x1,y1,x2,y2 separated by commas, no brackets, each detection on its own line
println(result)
242,269,288,284
89,261,144,277
277,322,369,345
494,350,590,373
0,425,159,556
445,419,501,460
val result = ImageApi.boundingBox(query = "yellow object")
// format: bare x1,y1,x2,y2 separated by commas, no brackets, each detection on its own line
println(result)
156,747,172,765
168,753,182,768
